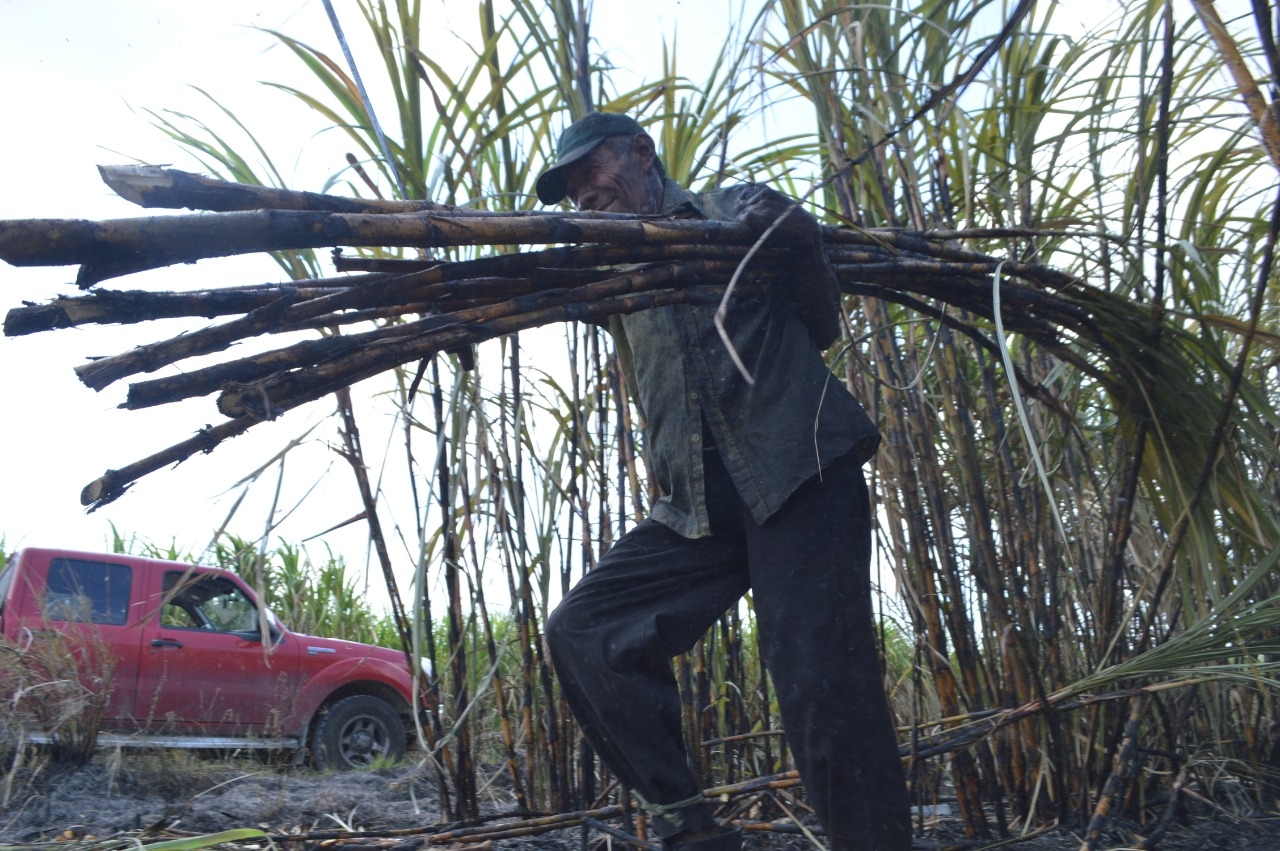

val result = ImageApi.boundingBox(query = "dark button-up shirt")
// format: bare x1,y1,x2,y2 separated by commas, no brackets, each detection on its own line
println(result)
611,178,880,538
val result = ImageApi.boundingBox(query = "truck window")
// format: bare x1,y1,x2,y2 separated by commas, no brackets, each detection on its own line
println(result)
162,572,260,634
44,558,132,626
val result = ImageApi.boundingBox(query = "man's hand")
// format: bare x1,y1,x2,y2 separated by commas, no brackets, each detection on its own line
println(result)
735,186,822,245
731,185,840,349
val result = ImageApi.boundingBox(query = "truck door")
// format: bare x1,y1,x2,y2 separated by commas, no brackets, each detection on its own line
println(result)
17,553,148,725
135,569,300,736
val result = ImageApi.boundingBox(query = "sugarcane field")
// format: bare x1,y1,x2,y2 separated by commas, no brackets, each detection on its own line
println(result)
2,2,1280,851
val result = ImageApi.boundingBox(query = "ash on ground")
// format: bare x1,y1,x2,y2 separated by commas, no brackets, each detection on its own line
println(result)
1,756,1278,851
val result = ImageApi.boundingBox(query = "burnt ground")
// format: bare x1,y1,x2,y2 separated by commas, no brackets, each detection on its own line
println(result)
1,755,1278,851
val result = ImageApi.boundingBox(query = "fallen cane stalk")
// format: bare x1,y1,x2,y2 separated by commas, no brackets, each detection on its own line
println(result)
260,771,808,845
582,818,658,850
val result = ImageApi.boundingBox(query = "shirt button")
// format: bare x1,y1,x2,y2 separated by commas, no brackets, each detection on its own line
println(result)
690,392,698,401
692,434,701,443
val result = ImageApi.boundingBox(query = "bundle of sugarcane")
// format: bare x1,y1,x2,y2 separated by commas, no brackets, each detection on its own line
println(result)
1,165,1123,509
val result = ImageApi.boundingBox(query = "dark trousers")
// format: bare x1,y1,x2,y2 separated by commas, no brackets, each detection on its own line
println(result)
545,444,912,851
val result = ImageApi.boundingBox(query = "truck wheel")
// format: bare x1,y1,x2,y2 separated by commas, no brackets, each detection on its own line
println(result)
311,695,406,770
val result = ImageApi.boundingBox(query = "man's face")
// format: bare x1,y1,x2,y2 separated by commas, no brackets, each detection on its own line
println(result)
563,138,656,214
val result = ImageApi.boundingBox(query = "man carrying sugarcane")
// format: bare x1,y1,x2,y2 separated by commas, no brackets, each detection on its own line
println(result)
538,112,911,851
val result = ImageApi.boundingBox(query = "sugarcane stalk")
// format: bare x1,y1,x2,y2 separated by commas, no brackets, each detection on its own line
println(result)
261,770,809,845
1,280,370,336
1189,0,1280,169
1079,695,1149,851
93,165,1081,282
902,681,1204,763
80,416,256,509
329,240,771,275
82,282,764,506
0,204,1079,290
216,281,760,420
0,211,768,287
85,165,1089,287
119,296,528,409
67,249,783,392
98,164,451,214
79,166,1094,295
4,250,1081,347
64,251,1074,395
113,261,749,405
75,289,309,391
6,174,1177,543
70,269,437,390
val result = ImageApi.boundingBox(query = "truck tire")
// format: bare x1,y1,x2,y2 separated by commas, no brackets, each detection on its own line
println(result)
311,694,406,770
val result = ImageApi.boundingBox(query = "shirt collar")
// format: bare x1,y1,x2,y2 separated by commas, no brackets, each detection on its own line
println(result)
659,178,705,218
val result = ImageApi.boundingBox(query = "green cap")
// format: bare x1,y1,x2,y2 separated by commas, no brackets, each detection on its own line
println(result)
535,112,645,205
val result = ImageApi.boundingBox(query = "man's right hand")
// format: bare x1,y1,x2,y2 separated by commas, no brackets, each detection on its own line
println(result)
735,186,821,245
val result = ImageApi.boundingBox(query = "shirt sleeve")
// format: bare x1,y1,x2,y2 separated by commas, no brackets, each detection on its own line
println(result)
699,183,842,350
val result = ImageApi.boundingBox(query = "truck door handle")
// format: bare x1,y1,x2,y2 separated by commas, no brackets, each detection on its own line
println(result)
150,638,184,649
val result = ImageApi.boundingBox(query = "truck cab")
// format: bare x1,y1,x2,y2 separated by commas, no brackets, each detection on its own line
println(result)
0,547,426,769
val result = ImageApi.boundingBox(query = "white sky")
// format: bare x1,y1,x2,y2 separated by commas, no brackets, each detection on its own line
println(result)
0,0,743,576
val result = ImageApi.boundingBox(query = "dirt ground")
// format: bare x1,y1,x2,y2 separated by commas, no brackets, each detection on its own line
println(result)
1,755,1278,851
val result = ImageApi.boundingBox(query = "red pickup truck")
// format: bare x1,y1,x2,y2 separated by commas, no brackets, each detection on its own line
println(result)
0,547,425,769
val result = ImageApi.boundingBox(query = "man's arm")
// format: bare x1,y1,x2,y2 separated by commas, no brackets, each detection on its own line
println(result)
723,184,843,350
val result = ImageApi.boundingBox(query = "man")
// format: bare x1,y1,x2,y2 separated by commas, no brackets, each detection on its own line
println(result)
539,112,911,851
